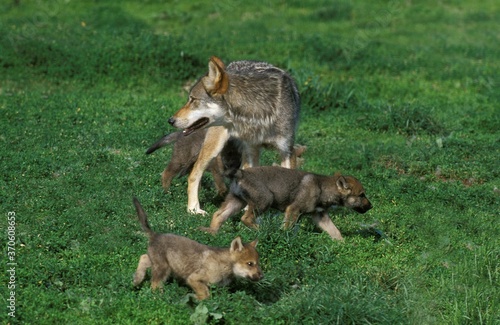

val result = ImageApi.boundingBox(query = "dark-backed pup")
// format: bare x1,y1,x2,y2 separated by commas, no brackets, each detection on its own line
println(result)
200,166,372,241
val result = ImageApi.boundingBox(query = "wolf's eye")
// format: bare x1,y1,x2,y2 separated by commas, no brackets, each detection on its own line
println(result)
247,262,254,267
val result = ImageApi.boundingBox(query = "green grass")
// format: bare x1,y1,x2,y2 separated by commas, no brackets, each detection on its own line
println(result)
1,1,499,324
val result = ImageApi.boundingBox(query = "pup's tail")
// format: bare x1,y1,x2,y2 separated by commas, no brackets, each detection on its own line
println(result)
145,132,181,154
133,197,154,237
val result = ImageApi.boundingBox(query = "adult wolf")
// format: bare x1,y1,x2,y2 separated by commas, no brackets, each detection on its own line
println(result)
168,56,300,214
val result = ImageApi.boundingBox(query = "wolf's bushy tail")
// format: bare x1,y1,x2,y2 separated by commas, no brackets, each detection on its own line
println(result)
145,132,181,154
133,197,154,237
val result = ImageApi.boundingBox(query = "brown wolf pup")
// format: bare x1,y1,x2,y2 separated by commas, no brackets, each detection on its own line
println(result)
132,198,263,300
168,56,301,214
200,166,372,241
146,130,242,197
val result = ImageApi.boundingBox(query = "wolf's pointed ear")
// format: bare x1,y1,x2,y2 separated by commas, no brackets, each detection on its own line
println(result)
335,174,351,193
203,56,229,95
230,236,244,252
248,239,258,248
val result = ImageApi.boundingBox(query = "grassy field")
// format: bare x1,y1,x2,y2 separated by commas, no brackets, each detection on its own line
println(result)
1,0,499,324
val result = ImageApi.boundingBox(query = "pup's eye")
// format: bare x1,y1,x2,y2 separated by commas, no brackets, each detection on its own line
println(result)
247,262,254,267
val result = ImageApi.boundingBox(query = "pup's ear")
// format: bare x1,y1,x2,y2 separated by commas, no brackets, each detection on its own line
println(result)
248,239,258,248
203,56,229,95
293,145,307,157
335,174,351,194
230,236,244,252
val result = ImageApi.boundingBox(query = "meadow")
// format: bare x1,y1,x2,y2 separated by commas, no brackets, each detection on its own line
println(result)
0,1,499,324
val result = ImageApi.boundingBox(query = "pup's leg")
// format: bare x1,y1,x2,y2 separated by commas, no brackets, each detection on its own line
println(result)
161,164,179,192
208,156,227,197
241,188,273,228
187,126,229,214
311,211,344,241
186,273,210,300
240,203,258,229
199,193,245,234
133,254,152,286
150,263,171,291
283,205,301,229
283,176,318,228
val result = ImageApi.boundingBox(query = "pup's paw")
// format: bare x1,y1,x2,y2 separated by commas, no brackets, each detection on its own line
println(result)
281,223,292,230
132,276,142,287
246,223,260,230
198,226,218,235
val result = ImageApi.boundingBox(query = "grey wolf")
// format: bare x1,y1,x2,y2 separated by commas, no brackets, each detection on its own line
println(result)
199,166,372,241
146,130,242,197
168,56,300,214
132,197,263,300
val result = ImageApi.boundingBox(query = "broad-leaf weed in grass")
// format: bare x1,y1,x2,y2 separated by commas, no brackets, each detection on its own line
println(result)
1,1,499,324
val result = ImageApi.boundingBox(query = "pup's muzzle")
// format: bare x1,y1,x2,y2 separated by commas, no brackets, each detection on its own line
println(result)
168,117,175,126
249,272,264,282
355,201,373,214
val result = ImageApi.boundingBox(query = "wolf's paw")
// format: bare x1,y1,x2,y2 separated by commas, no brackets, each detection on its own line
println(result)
188,207,207,216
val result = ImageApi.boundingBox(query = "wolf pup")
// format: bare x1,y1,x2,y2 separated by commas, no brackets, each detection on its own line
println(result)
132,198,263,300
146,130,242,197
200,166,372,241
168,56,300,214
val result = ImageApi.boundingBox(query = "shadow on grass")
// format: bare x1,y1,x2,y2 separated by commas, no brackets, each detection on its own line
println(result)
228,277,284,305
343,222,393,244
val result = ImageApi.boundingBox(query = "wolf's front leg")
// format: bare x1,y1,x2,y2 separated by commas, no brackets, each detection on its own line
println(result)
187,126,229,215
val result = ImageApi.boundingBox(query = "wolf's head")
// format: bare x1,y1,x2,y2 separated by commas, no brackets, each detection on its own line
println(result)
229,237,263,282
168,56,229,135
